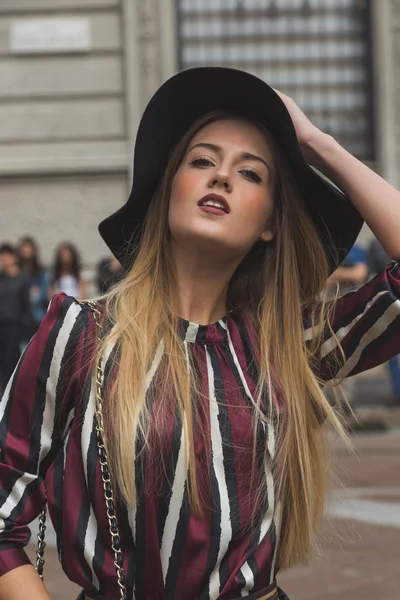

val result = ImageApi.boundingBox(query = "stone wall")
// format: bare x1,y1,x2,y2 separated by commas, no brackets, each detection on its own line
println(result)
0,0,132,278
0,0,178,280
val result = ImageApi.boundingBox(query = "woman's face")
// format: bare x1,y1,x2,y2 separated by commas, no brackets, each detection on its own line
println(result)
169,118,275,259
19,243,34,260
59,246,73,266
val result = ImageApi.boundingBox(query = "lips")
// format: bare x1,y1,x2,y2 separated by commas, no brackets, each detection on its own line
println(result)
198,193,231,214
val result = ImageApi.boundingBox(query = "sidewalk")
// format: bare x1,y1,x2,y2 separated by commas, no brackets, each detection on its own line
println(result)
345,366,400,430
279,431,400,600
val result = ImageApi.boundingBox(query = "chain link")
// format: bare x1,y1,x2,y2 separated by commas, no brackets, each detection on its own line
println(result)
35,505,47,579
36,300,128,599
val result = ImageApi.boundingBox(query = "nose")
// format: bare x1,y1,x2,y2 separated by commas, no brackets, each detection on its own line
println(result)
208,170,232,192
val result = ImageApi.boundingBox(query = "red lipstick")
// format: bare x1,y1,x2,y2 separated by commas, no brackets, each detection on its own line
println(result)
197,193,231,215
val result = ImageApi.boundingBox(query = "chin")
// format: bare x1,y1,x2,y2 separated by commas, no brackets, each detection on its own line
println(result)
172,226,247,256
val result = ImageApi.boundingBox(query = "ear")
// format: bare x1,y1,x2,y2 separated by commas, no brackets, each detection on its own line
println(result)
260,228,275,242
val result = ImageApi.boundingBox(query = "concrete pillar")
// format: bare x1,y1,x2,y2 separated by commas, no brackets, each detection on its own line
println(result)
373,0,400,187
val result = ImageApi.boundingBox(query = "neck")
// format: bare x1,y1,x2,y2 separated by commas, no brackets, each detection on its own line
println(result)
170,240,243,324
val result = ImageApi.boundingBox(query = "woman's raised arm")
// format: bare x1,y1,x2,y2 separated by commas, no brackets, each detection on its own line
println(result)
276,89,400,260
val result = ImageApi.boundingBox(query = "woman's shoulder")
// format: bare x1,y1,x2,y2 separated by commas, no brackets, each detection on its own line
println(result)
40,293,97,352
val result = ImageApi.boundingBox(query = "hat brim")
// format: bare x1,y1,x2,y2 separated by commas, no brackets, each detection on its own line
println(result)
99,67,363,274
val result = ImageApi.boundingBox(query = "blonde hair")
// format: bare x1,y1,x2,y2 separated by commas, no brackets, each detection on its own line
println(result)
96,111,347,568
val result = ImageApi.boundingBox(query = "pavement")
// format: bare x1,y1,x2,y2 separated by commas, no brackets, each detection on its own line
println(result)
278,430,400,600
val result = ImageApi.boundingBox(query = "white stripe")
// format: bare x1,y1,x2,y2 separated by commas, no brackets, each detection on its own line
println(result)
226,329,264,417
81,340,115,590
240,562,254,596
38,302,82,465
0,368,17,421
320,291,389,359
81,382,100,589
219,319,228,330
269,501,282,585
238,442,276,593
160,419,187,581
185,322,199,343
130,340,165,544
303,320,325,343
144,340,165,390
161,340,190,581
335,300,400,378
0,472,37,526
206,347,232,598
226,329,276,457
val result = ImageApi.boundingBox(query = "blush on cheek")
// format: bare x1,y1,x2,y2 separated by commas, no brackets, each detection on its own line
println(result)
171,170,195,204
242,192,273,224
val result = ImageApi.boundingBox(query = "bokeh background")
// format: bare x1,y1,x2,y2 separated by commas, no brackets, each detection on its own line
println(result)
1,1,399,599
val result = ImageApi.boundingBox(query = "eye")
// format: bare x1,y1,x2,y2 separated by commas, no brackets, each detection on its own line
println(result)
240,168,262,184
189,157,215,168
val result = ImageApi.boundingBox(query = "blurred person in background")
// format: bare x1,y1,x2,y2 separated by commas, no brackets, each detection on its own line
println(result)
97,254,125,294
17,236,49,339
0,244,30,392
2,68,400,599
326,243,368,293
48,241,87,300
368,238,400,406
325,244,368,417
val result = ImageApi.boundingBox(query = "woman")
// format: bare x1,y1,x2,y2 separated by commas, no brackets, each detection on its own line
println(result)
49,241,87,300
0,67,400,600
17,236,49,339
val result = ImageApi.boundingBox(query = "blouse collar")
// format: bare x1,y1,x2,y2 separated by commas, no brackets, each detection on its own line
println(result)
178,315,229,344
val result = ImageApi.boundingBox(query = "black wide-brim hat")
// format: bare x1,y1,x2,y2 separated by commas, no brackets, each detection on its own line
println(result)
99,67,363,273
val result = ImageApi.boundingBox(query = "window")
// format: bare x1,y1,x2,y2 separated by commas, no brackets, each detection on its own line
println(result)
176,0,374,160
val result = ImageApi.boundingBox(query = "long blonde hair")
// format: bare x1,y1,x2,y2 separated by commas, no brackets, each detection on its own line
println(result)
96,111,347,568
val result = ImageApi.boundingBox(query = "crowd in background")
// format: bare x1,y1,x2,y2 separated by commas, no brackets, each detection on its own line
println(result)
1,235,399,405
0,237,124,392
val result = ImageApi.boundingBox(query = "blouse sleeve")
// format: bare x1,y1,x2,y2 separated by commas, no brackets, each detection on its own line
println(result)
304,262,400,382
0,293,85,575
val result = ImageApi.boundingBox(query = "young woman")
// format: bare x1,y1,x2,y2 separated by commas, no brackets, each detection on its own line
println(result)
0,67,400,600
49,242,87,300
17,237,49,339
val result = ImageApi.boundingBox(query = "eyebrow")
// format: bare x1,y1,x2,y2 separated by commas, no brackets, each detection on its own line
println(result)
188,142,270,172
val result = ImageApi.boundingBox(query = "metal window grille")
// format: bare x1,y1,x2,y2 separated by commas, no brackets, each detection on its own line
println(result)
175,0,374,161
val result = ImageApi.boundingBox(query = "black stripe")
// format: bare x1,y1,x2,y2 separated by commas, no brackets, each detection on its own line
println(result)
0,341,30,453
73,372,96,586
207,346,240,592
157,406,182,543
321,293,395,379
327,279,394,333
117,502,136,600
133,436,146,598
199,461,220,600
0,467,28,509
52,433,68,564
28,296,76,475
42,307,87,475
347,312,400,377
164,484,192,599
247,554,260,592
3,475,44,540
233,313,261,384
87,402,107,593
236,525,262,595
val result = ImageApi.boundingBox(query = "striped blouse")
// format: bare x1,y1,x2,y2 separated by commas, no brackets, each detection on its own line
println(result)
1,263,400,600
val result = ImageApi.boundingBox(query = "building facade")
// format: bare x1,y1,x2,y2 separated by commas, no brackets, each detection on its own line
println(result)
1,0,399,276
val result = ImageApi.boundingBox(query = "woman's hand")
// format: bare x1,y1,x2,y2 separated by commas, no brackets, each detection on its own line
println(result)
273,88,325,164
274,89,400,259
